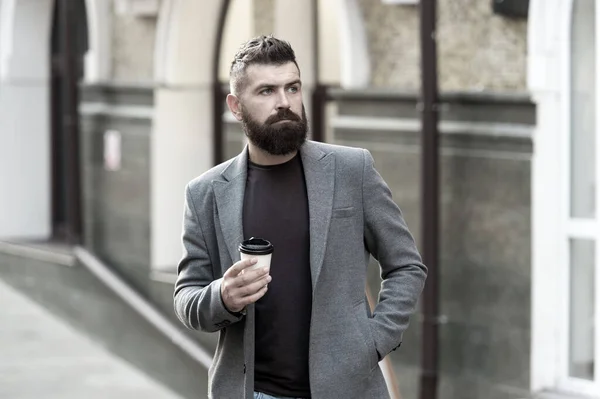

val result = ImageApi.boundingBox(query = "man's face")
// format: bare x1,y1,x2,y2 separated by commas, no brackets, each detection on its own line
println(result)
235,62,307,156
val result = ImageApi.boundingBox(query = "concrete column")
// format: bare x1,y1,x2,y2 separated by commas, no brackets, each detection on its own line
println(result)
152,0,253,270
0,0,54,239
151,87,215,270
152,0,220,270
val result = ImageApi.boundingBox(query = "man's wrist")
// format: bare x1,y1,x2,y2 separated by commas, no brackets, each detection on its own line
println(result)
227,307,247,317
219,286,246,317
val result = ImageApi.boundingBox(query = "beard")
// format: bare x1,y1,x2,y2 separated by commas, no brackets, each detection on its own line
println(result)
241,105,308,156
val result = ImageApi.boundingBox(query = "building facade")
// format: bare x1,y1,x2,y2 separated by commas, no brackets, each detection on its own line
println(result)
0,0,595,398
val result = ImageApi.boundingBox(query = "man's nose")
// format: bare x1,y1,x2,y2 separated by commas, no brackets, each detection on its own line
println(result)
275,90,291,109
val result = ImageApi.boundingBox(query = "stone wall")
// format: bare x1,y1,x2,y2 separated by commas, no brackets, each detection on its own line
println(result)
356,0,527,91
80,84,154,292
111,5,157,82
108,1,527,90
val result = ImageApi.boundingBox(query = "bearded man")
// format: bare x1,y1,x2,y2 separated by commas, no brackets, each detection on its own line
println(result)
174,35,427,399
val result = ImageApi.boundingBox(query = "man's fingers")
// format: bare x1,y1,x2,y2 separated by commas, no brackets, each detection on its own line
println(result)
224,258,258,278
221,274,271,311
240,284,268,307
237,275,271,297
234,267,270,287
223,281,269,312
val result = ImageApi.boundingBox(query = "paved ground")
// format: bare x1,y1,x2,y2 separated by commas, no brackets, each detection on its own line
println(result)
0,278,183,399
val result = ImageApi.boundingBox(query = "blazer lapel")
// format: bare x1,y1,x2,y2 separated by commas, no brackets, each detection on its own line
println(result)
213,148,248,267
300,141,335,291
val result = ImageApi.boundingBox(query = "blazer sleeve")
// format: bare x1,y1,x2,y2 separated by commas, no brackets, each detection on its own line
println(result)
173,184,243,333
362,149,428,358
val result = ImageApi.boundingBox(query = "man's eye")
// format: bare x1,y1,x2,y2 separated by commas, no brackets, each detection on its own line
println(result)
288,86,299,93
260,88,273,95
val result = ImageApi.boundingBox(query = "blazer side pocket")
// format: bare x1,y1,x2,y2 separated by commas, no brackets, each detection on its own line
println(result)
353,300,379,372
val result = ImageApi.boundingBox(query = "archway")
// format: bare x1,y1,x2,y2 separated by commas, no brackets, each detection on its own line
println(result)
151,0,324,269
151,0,227,270
151,0,372,270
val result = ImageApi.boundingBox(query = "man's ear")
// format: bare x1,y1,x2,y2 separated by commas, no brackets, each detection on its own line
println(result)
226,94,243,122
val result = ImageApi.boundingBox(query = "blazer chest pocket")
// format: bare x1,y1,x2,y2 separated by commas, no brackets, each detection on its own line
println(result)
332,206,356,219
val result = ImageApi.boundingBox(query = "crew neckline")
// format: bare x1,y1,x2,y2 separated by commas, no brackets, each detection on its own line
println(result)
248,152,299,170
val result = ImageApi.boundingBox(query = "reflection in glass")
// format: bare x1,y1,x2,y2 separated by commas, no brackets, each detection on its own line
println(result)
569,239,595,380
570,0,596,218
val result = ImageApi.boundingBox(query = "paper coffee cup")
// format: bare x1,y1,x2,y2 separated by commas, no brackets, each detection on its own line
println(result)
239,237,274,271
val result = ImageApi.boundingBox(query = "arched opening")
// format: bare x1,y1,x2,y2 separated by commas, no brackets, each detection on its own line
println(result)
151,0,371,270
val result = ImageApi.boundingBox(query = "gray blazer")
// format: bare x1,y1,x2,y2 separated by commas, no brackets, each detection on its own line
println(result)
174,141,427,399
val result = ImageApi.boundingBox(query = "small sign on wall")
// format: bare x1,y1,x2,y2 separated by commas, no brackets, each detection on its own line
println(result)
104,130,122,171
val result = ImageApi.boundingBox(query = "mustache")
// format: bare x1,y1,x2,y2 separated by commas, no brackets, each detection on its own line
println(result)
265,109,302,125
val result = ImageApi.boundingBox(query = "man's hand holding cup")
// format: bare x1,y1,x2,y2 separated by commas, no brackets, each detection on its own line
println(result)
221,238,274,314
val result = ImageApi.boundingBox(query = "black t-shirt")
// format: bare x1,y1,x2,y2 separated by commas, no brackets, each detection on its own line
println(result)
243,153,312,398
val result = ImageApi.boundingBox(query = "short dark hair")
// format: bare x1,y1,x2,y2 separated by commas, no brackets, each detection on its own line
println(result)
229,35,299,95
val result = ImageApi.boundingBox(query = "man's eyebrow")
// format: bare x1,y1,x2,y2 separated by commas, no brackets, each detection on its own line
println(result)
253,80,302,90
254,84,275,90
